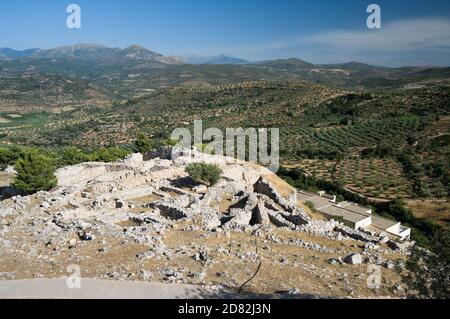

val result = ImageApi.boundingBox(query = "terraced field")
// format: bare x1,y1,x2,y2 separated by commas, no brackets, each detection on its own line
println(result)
287,159,414,199
0,79,449,201
0,74,112,113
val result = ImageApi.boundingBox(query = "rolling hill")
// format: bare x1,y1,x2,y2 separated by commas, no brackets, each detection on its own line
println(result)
0,44,448,202
1,44,450,94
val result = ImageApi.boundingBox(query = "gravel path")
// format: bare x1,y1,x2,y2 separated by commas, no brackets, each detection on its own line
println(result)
0,278,235,299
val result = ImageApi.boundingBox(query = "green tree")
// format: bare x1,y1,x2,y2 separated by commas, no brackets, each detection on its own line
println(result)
186,163,223,186
0,146,25,170
58,146,91,167
161,139,179,147
134,133,154,154
14,151,57,194
0,147,14,171
403,228,450,299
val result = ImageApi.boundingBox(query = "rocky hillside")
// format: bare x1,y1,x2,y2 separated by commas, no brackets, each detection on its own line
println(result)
0,148,412,298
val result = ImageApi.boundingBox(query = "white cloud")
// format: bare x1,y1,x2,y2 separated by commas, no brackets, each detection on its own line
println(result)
204,17,450,66
304,18,450,53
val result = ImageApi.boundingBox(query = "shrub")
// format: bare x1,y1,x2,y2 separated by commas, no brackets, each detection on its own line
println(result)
14,151,57,194
304,200,316,211
91,147,131,162
377,198,441,247
0,146,25,169
0,147,13,168
134,133,154,154
57,146,91,167
186,163,223,186
161,139,179,147
196,143,215,155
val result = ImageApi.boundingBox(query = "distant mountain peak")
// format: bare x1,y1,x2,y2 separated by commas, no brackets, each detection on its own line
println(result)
48,43,108,53
183,54,250,65
60,43,106,49
121,45,163,60
125,44,148,50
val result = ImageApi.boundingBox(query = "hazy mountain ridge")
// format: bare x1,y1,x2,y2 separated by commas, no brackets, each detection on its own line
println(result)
1,44,450,93
183,54,250,65
0,48,41,59
252,58,450,88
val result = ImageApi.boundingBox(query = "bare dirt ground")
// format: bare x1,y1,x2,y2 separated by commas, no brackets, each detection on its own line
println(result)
0,172,11,187
0,219,407,298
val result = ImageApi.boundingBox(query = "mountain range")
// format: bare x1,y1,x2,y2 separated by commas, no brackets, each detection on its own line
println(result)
1,43,449,93
182,54,250,65
0,44,253,66
2,43,450,72
0,44,184,65
0,44,448,206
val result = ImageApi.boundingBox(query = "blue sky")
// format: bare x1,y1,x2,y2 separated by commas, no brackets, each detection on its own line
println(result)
1,0,450,66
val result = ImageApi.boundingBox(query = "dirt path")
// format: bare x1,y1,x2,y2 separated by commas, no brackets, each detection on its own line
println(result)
0,278,236,299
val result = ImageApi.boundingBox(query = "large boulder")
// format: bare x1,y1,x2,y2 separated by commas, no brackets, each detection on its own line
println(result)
281,211,309,226
267,211,296,229
344,253,363,265
253,177,292,212
4,166,17,175
143,147,175,161
227,209,253,226
154,203,188,220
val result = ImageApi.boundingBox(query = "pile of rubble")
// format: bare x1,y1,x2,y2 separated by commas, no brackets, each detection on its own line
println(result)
1,147,413,249
0,147,413,297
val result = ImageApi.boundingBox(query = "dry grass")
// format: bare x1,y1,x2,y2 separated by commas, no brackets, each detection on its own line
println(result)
406,199,450,227
209,193,236,213
0,216,408,298
128,194,162,206
261,173,295,198
163,221,406,298
0,172,12,187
